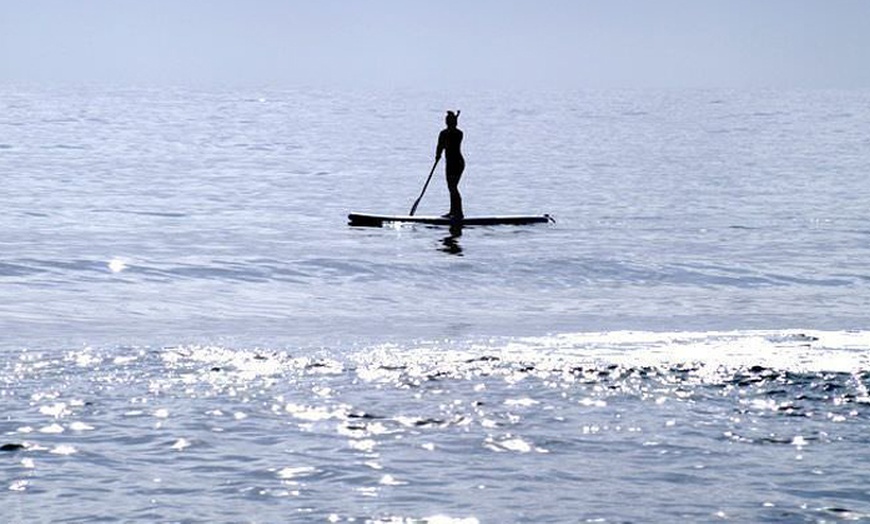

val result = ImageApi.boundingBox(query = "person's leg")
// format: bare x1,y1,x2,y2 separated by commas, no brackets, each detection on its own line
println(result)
447,173,463,218
446,162,464,217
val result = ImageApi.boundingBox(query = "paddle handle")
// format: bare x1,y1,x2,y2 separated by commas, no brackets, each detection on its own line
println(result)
409,157,439,216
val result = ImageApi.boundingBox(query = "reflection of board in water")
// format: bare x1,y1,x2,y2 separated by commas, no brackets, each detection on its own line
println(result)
347,212,553,227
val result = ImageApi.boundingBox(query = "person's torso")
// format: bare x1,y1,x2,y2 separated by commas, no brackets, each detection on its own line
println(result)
440,128,464,161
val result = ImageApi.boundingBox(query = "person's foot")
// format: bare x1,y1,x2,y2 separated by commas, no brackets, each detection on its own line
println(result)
441,213,453,218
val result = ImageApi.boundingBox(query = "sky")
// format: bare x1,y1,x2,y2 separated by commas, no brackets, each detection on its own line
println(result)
1,0,869,89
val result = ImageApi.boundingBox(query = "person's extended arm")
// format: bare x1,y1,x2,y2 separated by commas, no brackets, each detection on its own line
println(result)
436,130,446,161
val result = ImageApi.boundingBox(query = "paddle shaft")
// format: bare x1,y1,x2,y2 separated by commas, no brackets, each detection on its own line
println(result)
409,157,439,216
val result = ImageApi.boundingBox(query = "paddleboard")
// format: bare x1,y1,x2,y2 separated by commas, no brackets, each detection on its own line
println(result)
348,213,552,227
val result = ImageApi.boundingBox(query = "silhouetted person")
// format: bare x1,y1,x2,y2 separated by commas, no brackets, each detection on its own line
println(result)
436,110,464,219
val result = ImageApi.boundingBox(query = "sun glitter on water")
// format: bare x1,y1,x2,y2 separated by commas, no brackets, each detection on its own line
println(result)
107,258,127,273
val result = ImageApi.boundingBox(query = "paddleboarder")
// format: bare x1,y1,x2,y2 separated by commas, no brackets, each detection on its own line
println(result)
436,110,464,219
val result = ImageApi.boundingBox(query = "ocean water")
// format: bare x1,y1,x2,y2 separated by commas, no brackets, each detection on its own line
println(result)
2,86,870,522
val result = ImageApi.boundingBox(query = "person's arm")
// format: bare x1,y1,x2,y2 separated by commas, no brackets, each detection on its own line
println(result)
436,130,446,161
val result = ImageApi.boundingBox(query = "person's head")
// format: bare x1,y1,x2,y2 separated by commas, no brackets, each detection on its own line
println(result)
445,110,460,129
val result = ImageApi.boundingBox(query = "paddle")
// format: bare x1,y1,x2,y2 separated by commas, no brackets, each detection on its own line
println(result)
409,157,439,216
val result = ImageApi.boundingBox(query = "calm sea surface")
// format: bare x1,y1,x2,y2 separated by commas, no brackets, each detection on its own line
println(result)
2,87,870,522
